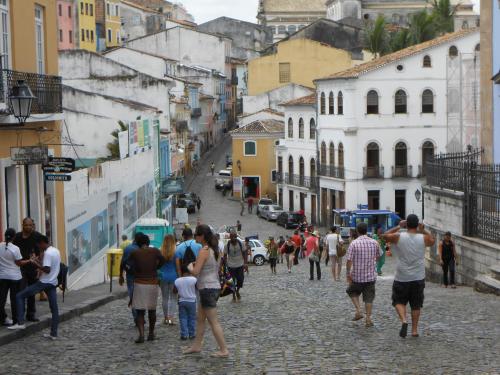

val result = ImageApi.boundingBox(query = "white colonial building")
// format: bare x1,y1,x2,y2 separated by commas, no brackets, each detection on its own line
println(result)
311,28,479,226
276,94,319,223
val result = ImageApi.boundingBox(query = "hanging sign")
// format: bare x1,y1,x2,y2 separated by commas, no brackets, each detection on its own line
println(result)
45,174,72,182
11,146,49,165
42,157,76,173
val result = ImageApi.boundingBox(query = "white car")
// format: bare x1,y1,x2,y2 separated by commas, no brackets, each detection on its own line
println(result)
259,205,284,221
221,238,268,266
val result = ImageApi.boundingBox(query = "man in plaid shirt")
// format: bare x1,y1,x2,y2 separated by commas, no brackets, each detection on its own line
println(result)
346,222,381,327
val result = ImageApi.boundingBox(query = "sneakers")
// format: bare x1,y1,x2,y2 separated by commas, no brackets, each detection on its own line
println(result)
43,333,57,340
7,323,26,330
2,318,13,326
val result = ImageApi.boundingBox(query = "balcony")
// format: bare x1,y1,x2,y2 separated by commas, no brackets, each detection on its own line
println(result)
392,165,412,178
279,173,319,191
319,164,345,179
363,166,384,179
0,69,62,114
190,107,202,118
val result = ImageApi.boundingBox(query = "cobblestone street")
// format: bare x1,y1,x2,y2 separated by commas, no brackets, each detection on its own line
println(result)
1,139,499,374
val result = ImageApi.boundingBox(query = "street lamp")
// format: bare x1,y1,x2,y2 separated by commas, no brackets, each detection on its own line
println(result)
8,80,35,125
415,189,422,202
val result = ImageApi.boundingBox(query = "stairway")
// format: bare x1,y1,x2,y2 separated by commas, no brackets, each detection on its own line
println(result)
475,263,500,296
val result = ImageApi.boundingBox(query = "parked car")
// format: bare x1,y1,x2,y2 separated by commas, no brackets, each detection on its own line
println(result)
176,198,196,214
178,192,198,202
276,212,304,229
259,205,284,221
256,198,273,215
215,170,232,190
221,237,268,266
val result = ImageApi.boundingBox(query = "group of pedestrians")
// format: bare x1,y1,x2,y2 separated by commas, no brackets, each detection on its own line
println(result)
0,218,61,339
119,226,229,357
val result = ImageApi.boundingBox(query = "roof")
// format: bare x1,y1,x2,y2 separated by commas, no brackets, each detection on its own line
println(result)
281,93,316,106
230,119,284,135
103,46,178,62
239,108,285,118
120,0,161,14
317,28,478,81
199,16,268,32
260,0,326,13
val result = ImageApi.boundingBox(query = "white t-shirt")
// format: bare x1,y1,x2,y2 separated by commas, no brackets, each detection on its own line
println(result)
39,247,61,286
0,242,22,280
174,276,197,303
325,233,344,256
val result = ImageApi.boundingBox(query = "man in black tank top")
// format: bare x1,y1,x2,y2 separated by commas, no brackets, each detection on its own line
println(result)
438,232,457,288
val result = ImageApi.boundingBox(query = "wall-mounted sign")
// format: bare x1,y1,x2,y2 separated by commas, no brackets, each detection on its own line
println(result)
42,157,75,173
11,146,49,165
45,174,72,182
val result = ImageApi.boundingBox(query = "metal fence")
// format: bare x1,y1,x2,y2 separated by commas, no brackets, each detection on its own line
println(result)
426,149,500,244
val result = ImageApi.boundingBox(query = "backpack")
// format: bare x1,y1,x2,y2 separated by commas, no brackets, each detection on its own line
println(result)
181,240,197,269
57,262,69,302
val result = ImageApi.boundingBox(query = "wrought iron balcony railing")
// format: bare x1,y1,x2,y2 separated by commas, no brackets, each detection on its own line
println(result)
319,164,345,179
278,172,318,191
0,69,63,114
392,165,412,178
363,165,384,179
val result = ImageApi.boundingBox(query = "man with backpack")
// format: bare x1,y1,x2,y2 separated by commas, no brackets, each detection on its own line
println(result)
175,228,202,277
8,235,61,340
224,231,247,302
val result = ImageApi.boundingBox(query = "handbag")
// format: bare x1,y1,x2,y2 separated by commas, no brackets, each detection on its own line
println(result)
309,249,320,263
336,234,347,258
219,256,236,298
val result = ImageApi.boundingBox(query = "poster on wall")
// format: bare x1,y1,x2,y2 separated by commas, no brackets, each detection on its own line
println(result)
233,177,242,193
137,181,155,218
91,210,108,256
129,119,152,155
108,201,117,247
67,221,91,274
123,191,137,229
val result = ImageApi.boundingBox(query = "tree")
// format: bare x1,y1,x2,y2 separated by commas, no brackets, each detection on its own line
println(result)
390,29,411,52
106,121,128,160
364,15,389,58
409,10,436,45
430,0,456,34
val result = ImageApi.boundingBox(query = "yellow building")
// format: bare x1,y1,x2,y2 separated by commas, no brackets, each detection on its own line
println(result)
0,1,66,254
77,0,97,51
248,38,354,96
231,120,284,200
104,0,121,48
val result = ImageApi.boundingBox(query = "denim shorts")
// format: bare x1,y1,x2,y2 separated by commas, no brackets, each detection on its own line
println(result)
198,288,220,309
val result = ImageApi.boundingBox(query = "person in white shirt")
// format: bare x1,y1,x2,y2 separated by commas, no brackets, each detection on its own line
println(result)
324,226,344,281
174,266,197,340
8,235,61,339
0,228,32,326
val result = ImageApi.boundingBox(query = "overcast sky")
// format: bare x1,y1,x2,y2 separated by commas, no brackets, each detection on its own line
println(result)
180,0,260,24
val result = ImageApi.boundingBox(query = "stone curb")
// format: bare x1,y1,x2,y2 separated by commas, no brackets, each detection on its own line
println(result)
0,290,127,347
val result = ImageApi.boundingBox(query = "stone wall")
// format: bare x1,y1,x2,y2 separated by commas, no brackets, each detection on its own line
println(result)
423,185,500,286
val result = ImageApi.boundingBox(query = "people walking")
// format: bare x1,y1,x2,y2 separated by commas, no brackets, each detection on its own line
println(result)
174,266,197,340
196,197,202,212
119,234,132,251
128,234,166,343
383,214,435,338
159,235,178,326
266,237,279,275
291,230,301,265
224,231,247,302
277,236,285,264
372,226,387,276
240,199,245,216
175,228,202,277
13,218,42,322
236,220,242,232
247,197,254,214
0,229,31,326
119,232,142,323
9,235,61,339
184,225,229,358
280,236,295,273
345,222,380,328
210,162,215,176
325,226,344,281
306,231,321,281
438,231,457,288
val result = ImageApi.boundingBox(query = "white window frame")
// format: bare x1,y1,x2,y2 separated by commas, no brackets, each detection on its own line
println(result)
35,5,45,74
0,0,10,70
243,140,257,156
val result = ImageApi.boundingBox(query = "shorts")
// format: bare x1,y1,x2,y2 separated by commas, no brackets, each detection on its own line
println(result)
392,280,425,310
346,281,376,303
198,288,220,309
329,254,341,263
228,266,245,289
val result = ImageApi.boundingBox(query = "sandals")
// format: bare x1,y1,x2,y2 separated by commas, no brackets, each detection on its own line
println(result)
399,323,408,338
352,313,364,321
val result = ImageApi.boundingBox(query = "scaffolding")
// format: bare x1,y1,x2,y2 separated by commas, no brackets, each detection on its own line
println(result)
446,52,481,153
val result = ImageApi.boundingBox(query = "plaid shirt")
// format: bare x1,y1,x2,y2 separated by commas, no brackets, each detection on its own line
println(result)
347,235,379,283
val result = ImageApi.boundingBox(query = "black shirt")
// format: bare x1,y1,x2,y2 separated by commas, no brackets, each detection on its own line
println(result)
13,231,43,279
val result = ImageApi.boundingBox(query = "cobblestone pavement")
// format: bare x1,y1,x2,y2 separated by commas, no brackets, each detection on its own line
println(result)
2,140,499,374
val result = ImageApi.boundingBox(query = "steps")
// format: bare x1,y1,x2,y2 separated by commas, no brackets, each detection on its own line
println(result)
474,263,500,296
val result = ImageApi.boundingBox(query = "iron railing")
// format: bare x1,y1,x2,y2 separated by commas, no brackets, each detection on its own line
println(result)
392,165,413,178
278,172,318,191
426,150,480,191
319,164,345,179
363,165,384,179
0,69,63,114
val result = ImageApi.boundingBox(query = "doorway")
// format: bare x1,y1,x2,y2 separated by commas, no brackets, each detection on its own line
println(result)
278,188,283,207
242,176,260,199
395,190,406,218
321,188,327,225
368,190,380,210
289,190,294,211
299,192,306,212
311,195,317,225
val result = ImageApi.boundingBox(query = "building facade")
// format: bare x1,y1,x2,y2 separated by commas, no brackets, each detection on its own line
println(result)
76,0,97,51
231,120,284,201
0,0,65,253
96,0,122,51
314,29,479,226
57,0,75,50
494,1,500,164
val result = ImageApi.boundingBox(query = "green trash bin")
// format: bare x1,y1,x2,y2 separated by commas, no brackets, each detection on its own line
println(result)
107,248,123,278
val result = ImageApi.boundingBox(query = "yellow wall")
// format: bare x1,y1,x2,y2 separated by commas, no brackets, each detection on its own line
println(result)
1,0,65,256
232,136,279,200
105,0,121,48
248,38,354,96
78,0,96,51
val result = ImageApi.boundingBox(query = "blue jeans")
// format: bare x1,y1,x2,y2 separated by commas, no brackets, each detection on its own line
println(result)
126,278,137,320
16,281,59,337
178,301,196,338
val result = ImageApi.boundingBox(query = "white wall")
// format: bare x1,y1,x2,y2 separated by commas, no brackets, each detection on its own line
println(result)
104,48,168,79
243,84,314,114
239,111,284,127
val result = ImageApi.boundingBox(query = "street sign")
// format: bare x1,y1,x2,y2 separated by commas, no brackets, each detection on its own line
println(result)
45,174,72,182
42,157,76,173
11,146,49,165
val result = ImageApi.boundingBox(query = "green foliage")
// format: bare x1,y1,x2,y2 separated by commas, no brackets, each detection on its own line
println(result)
364,15,389,58
430,0,456,34
389,29,411,52
105,121,128,161
408,10,436,45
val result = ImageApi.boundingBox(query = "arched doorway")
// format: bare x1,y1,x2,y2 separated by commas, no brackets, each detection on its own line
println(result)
366,142,380,178
394,141,408,177
421,141,435,176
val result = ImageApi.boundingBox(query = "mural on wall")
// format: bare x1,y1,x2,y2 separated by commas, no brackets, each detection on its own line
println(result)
123,191,138,230
67,221,91,274
108,201,118,247
91,210,108,256
138,181,155,218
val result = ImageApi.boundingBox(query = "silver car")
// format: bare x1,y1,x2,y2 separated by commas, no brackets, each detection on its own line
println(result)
260,205,284,221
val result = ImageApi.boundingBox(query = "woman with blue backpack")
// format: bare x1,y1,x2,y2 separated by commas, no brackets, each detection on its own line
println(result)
159,235,178,326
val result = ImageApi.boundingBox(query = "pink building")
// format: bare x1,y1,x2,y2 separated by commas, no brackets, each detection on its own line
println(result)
57,0,75,50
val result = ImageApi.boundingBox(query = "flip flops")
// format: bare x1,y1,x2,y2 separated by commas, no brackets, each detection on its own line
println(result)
399,323,408,338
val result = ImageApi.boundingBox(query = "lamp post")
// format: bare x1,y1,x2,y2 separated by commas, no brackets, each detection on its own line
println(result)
415,188,424,219
8,80,35,125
